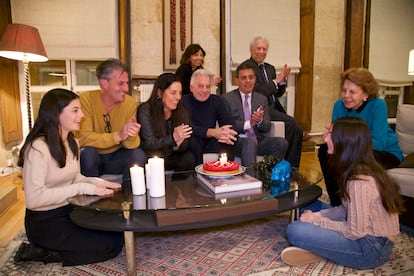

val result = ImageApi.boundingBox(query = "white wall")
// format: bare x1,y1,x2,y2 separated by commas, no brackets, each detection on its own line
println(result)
369,0,414,84
11,0,118,60
130,0,221,78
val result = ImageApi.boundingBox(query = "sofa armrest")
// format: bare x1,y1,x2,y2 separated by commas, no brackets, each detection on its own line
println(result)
265,121,285,138
387,168,414,197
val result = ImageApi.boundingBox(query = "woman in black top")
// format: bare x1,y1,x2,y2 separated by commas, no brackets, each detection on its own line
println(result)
137,73,195,171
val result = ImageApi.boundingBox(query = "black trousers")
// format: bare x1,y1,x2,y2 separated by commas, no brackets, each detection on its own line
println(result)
189,136,235,165
165,150,196,171
25,205,123,266
269,108,303,168
318,144,401,206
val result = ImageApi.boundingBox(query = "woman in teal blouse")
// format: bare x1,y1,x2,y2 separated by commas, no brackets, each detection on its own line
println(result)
319,68,403,206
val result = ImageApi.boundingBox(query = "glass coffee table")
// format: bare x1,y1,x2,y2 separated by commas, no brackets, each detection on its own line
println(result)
69,169,322,275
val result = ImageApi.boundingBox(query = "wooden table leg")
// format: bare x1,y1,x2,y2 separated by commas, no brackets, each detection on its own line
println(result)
124,231,135,276
290,208,299,223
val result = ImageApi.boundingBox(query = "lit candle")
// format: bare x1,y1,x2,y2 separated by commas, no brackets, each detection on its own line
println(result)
130,165,146,195
145,163,151,190
219,153,227,166
148,156,165,197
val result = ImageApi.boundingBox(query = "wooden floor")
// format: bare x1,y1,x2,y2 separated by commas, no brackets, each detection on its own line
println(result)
0,150,323,256
0,173,25,255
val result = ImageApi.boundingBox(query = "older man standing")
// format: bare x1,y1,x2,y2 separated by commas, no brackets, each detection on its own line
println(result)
241,36,303,168
222,62,288,171
182,69,237,165
76,58,147,184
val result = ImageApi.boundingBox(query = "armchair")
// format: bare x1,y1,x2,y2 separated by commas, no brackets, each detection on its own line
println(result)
387,104,414,228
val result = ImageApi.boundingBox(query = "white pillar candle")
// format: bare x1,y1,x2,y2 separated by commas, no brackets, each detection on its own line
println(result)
148,157,165,197
149,196,166,209
145,163,151,190
130,165,146,195
219,153,227,165
133,195,147,210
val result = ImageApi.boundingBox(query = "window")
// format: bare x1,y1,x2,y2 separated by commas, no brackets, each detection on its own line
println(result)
29,60,101,119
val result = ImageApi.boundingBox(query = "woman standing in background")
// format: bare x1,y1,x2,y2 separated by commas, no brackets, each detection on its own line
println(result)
176,44,221,95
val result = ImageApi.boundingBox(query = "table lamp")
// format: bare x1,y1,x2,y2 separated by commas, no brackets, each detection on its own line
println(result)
409,49,414,76
0,23,48,130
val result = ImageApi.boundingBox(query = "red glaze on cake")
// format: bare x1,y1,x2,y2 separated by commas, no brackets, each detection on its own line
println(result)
203,160,239,172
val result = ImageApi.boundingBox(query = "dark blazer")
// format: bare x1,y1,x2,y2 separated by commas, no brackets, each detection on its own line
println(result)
242,57,287,113
221,89,271,141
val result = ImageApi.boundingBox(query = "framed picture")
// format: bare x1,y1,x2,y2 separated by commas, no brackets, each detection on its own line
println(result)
163,0,192,71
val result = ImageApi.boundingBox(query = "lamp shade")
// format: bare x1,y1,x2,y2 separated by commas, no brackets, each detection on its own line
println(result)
409,49,414,76
0,23,48,62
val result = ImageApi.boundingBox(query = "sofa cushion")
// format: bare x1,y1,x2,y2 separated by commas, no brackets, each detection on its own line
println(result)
399,153,414,168
387,168,414,197
396,104,414,155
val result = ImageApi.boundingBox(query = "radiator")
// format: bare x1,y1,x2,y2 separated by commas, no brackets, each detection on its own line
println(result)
139,84,153,103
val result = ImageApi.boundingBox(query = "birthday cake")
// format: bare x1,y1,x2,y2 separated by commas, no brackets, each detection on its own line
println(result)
202,160,239,172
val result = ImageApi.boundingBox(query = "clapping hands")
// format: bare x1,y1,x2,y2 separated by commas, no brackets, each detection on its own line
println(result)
216,125,238,145
276,64,291,84
250,105,264,127
173,124,193,148
117,117,141,142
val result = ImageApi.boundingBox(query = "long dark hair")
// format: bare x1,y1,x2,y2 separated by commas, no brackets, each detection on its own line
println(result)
18,88,80,168
328,117,404,214
179,44,206,66
146,73,189,137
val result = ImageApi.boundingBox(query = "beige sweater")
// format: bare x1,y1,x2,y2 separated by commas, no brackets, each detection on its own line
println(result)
22,138,103,211
313,175,400,240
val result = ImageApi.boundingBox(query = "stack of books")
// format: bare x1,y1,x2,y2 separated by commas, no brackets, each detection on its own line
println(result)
196,173,262,194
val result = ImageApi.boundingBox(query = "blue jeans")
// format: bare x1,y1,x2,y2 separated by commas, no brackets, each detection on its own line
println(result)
287,219,394,269
80,146,147,183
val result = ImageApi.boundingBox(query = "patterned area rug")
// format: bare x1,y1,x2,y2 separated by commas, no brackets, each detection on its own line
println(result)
1,214,413,276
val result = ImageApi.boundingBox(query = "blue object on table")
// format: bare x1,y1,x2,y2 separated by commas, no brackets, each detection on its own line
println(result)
270,160,291,196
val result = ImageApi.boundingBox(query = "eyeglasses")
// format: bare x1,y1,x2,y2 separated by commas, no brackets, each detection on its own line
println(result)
103,114,112,133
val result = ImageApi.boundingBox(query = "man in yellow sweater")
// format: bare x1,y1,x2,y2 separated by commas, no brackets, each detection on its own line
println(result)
76,59,147,184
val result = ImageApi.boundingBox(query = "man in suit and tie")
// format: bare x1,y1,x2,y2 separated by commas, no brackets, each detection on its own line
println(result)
241,36,303,168
222,62,288,172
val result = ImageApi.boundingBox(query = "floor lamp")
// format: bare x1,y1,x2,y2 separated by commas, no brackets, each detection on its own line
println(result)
0,23,48,130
